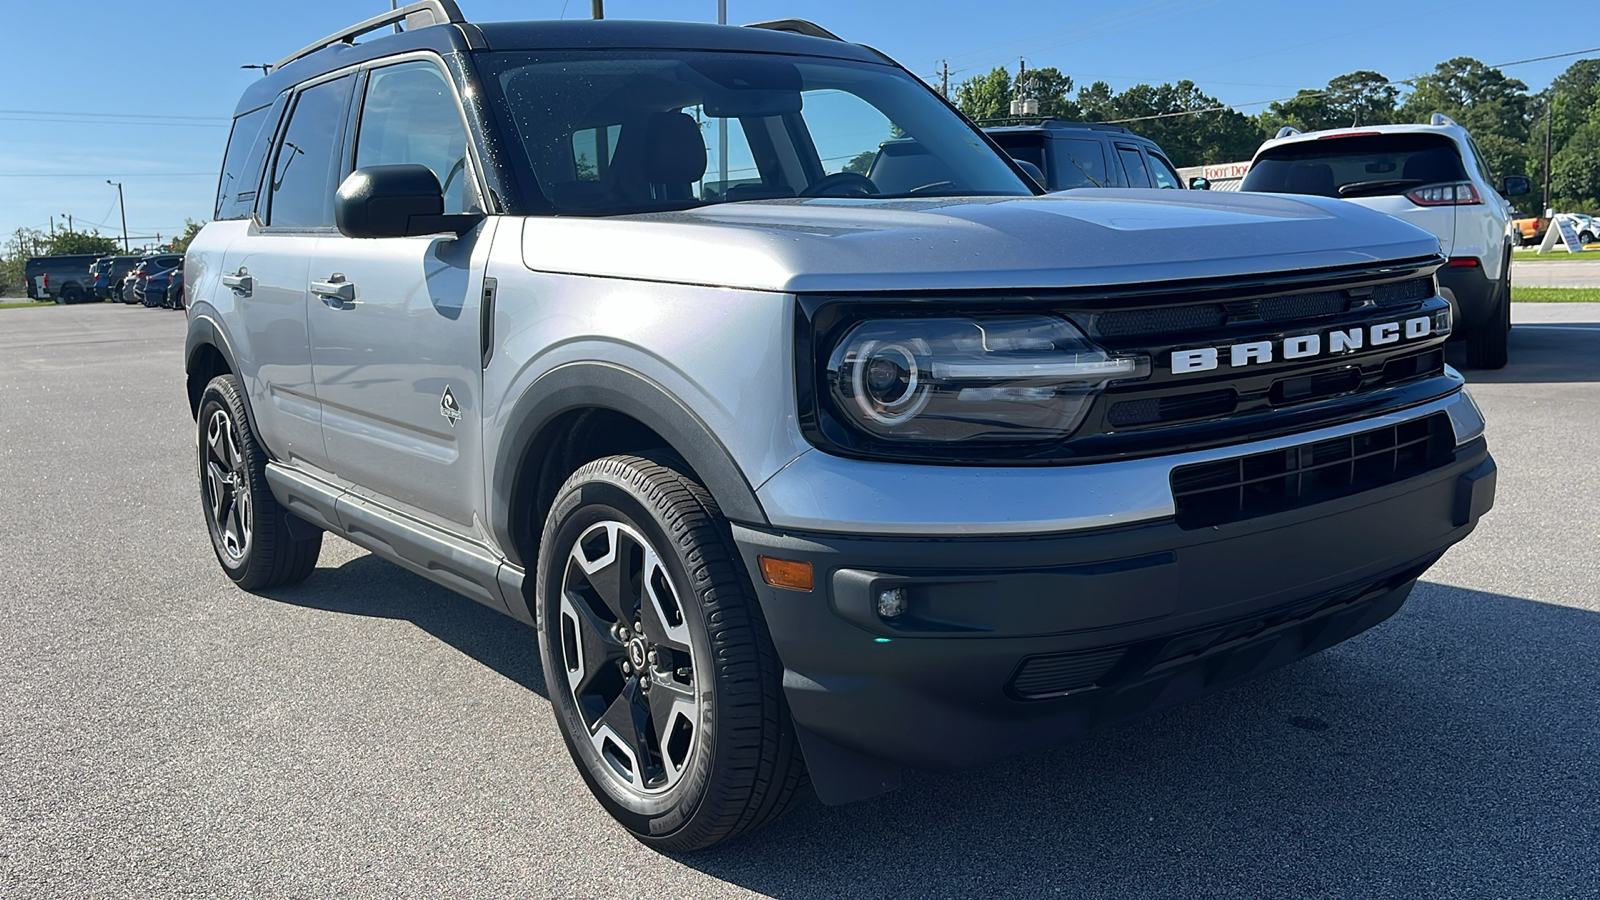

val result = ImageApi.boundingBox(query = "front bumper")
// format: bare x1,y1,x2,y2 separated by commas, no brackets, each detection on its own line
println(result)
734,398,1494,804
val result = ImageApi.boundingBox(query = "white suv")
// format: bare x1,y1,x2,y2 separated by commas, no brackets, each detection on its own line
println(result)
1241,115,1531,369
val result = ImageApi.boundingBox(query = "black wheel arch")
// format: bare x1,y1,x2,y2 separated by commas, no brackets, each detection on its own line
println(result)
185,315,263,441
492,362,769,570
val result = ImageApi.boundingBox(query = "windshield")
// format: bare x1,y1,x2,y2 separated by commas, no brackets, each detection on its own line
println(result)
480,50,1033,214
1242,133,1467,199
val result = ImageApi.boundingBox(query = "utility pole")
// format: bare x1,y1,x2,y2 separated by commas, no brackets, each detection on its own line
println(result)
1543,102,1553,215
718,0,728,195
49,216,55,238
591,0,603,18
107,180,129,252
940,60,949,98
63,213,73,234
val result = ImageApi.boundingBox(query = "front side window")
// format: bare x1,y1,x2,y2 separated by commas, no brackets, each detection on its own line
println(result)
355,61,475,214
1241,133,1469,199
268,75,353,228
1117,145,1150,187
483,50,1032,214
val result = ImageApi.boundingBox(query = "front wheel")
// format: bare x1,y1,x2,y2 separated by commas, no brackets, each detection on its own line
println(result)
197,375,322,589
535,455,806,851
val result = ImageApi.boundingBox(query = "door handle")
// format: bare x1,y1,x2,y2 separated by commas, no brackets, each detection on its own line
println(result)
310,274,356,306
221,269,253,295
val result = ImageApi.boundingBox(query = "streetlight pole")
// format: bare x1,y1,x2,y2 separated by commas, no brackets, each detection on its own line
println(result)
591,0,603,18
107,181,129,252
718,0,728,194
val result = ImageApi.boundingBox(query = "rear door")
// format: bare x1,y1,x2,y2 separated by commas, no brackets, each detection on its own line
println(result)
308,56,492,536
219,72,354,474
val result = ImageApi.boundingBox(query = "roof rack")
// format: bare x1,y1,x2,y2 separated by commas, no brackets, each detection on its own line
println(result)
274,0,465,72
1429,112,1459,128
744,19,844,41
1275,125,1301,139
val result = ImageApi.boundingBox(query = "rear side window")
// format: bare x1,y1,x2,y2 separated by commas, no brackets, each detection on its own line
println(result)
1051,138,1109,189
267,75,354,228
215,105,274,220
1117,145,1150,187
1241,133,1468,199
355,61,476,214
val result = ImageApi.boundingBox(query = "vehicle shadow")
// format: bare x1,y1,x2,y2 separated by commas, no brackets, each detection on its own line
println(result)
1447,319,1600,383
257,553,548,699
685,582,1600,899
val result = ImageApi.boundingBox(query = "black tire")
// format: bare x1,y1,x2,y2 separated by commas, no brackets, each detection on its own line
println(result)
60,283,84,304
1582,231,1595,246
536,455,806,852
197,375,322,589
1464,281,1510,369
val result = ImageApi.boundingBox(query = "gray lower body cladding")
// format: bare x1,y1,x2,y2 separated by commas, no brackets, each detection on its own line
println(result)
732,439,1494,804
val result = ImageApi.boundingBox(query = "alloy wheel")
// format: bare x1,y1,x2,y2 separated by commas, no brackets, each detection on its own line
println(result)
558,520,701,797
202,408,252,561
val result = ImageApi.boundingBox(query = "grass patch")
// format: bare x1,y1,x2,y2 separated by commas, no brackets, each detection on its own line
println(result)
0,300,55,310
1511,286,1600,302
1512,248,1600,262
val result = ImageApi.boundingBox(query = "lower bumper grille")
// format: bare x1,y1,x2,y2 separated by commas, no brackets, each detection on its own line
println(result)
1169,412,1455,529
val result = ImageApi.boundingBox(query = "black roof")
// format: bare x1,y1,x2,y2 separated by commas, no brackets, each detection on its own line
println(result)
984,121,1134,136
236,19,881,116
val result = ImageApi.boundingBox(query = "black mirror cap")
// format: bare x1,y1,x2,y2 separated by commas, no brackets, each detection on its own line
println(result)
335,164,483,238
1502,175,1531,197
1189,177,1211,190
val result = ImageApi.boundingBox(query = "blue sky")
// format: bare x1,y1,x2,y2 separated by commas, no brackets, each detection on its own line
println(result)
0,0,1586,245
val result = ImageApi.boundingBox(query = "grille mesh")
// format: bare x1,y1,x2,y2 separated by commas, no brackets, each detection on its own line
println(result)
1010,648,1127,699
1092,276,1435,340
1256,290,1349,322
1097,304,1226,337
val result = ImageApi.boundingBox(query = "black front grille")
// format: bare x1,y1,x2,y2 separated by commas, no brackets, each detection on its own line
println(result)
1253,289,1349,322
1091,276,1435,341
1097,304,1226,337
1108,389,1238,427
1169,413,1455,528
1371,276,1434,307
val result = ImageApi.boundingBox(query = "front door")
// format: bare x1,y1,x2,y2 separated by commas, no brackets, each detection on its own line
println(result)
308,57,492,536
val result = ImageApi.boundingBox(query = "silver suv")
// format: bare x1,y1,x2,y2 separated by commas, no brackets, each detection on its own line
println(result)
187,2,1496,851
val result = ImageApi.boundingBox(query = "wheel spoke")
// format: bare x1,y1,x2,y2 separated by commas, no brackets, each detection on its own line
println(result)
571,523,641,623
592,676,655,786
560,588,625,697
646,675,697,783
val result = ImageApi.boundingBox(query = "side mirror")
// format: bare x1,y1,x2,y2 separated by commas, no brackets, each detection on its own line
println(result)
1502,175,1531,197
335,164,483,239
1188,177,1211,190
1013,159,1046,189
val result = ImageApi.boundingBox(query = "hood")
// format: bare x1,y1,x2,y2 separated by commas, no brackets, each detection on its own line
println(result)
520,190,1442,294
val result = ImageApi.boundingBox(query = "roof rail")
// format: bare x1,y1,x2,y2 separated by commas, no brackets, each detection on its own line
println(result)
1429,112,1459,128
1274,125,1301,140
274,0,465,72
744,19,844,41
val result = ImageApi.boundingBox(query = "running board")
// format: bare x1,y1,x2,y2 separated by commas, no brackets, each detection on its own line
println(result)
264,462,518,617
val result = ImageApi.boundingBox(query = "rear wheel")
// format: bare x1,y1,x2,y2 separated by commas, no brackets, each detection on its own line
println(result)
59,283,84,304
198,375,322,589
1464,280,1510,369
536,455,805,852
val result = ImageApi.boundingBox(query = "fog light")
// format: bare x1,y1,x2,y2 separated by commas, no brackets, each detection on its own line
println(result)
876,587,908,619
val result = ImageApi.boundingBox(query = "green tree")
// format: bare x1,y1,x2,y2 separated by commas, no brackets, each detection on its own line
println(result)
170,219,205,254
842,151,876,175
1550,110,1600,211
3,227,51,293
1263,70,1399,132
956,66,1014,123
1017,67,1080,121
1074,80,1264,167
46,229,118,256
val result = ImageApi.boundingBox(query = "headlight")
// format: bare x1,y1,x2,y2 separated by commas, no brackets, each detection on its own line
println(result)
825,315,1147,444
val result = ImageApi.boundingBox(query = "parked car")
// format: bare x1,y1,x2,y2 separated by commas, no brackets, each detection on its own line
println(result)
123,255,182,305
138,261,179,307
1240,116,1530,369
1511,215,1549,246
1555,212,1598,245
187,3,1495,851
90,255,142,300
166,261,186,309
984,121,1187,191
23,254,102,303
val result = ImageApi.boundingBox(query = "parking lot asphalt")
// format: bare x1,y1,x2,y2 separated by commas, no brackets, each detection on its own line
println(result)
1,302,1597,899
1511,258,1600,287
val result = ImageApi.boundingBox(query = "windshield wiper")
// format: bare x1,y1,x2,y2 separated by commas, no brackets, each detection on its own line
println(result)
1337,178,1423,198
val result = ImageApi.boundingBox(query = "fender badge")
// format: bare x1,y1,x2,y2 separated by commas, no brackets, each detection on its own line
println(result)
440,387,462,427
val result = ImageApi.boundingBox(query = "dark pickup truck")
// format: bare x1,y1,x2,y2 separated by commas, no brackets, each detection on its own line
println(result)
24,254,103,303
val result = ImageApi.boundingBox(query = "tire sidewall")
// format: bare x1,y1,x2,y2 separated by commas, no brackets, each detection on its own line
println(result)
536,469,721,841
197,377,260,582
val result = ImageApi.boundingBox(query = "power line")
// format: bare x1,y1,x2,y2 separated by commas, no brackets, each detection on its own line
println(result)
0,108,227,121
0,173,213,177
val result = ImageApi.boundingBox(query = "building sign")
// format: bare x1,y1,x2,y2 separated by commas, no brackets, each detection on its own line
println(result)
1203,162,1251,180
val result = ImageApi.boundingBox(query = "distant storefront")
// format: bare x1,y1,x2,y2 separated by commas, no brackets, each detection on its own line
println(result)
1178,161,1251,192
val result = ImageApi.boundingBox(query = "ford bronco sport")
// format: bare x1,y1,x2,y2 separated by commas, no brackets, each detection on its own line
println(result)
187,1,1496,851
